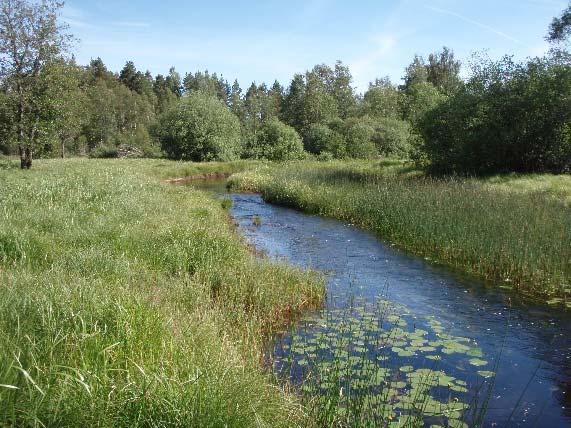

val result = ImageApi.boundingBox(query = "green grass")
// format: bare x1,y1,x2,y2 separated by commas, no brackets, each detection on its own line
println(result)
0,158,323,427
229,160,571,302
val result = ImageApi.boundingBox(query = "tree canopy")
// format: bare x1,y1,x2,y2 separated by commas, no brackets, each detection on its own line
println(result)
0,0,569,176
155,92,242,161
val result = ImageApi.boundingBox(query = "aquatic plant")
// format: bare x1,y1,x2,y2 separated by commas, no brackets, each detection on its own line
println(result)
271,298,494,427
229,160,571,302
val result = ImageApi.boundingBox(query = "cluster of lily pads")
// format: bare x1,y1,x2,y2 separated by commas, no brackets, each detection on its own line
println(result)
272,299,495,427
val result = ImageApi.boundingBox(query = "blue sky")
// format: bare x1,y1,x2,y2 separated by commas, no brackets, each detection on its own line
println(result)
63,0,567,92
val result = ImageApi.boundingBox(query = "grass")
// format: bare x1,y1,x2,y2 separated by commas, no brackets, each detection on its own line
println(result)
228,160,571,302
0,158,323,427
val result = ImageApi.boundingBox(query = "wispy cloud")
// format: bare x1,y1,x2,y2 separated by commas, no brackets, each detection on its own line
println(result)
349,34,398,92
426,5,527,46
112,21,150,28
62,4,97,29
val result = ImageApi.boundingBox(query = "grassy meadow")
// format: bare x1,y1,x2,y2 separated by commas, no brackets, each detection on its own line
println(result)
229,160,571,302
1,157,569,427
0,158,323,427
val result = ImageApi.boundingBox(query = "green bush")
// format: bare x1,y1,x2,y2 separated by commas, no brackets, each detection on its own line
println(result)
371,117,413,158
304,123,347,158
154,92,242,161
89,145,119,158
420,56,571,175
247,118,306,161
343,117,378,159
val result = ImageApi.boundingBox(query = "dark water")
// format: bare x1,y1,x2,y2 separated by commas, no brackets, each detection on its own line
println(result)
191,181,571,427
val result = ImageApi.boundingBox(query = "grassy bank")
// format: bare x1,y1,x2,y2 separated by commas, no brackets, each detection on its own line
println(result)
0,158,323,427
229,160,571,302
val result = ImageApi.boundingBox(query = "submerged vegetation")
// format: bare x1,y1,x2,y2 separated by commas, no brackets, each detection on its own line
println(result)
229,161,571,301
0,158,324,426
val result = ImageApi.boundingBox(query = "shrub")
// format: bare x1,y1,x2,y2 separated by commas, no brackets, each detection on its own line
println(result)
420,55,571,175
401,82,447,126
371,117,413,158
89,145,119,158
304,123,347,158
247,119,306,161
343,117,378,159
154,92,242,161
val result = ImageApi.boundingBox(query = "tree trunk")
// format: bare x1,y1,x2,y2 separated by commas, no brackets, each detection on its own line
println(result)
61,140,65,159
19,145,26,169
25,147,32,169
16,82,30,170
18,145,32,169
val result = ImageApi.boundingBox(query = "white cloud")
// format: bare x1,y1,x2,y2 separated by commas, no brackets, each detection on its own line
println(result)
426,5,527,46
349,34,398,92
112,21,150,28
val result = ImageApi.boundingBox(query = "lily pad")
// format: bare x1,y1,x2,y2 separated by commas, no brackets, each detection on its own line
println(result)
468,358,488,367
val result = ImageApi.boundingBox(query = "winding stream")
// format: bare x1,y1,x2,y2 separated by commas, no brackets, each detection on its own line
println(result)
194,181,571,427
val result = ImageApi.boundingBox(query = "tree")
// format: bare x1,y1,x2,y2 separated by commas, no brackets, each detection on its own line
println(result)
243,82,265,136
87,57,111,81
548,2,571,43
229,79,244,122
0,0,72,168
245,118,305,161
283,73,306,134
420,55,571,174
34,60,87,158
155,92,242,161
401,81,447,125
119,61,138,91
426,47,462,94
267,80,284,119
183,70,229,104
343,117,377,159
0,87,14,154
332,61,356,118
303,66,338,130
363,77,401,119
371,117,412,158
153,74,178,114
401,55,428,91
165,66,182,97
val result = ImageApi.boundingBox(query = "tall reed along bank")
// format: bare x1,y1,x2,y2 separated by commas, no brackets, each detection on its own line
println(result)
0,158,323,427
229,160,571,303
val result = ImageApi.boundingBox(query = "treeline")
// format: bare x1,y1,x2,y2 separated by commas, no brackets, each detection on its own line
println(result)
0,50,457,163
1,0,570,175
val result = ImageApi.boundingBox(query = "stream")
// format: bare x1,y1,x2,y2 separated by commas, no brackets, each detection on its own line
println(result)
193,181,571,427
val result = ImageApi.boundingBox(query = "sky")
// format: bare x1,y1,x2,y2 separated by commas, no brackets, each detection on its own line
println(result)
63,0,568,93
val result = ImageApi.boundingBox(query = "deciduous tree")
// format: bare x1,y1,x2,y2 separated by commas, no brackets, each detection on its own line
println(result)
0,0,72,168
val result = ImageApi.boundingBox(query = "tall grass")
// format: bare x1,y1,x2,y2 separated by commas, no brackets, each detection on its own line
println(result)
0,158,323,427
229,161,571,301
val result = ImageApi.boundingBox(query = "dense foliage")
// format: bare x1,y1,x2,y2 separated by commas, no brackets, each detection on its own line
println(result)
0,0,570,176
245,118,305,161
420,56,571,174
155,92,242,161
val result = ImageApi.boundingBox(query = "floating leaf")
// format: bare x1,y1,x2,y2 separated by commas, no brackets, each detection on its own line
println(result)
468,358,487,367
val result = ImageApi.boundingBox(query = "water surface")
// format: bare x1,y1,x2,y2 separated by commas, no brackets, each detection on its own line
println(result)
191,181,571,427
